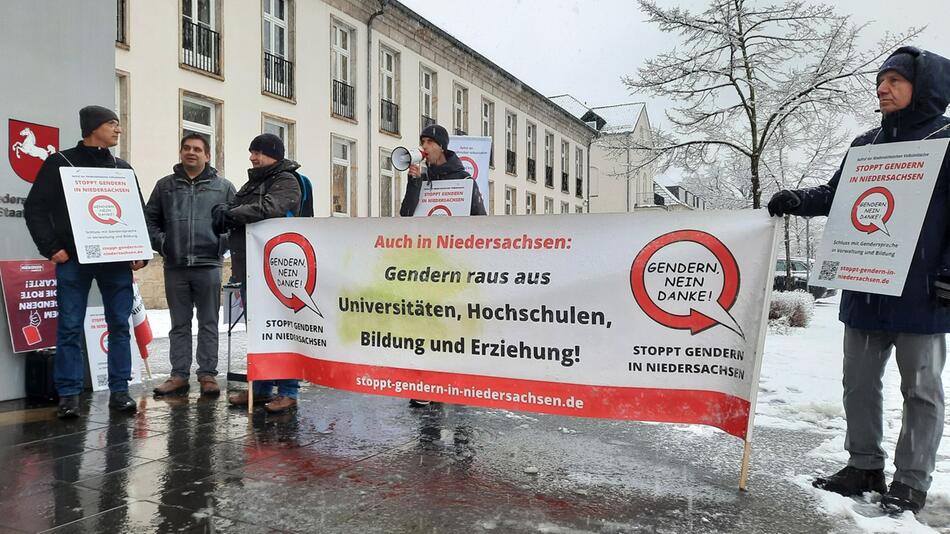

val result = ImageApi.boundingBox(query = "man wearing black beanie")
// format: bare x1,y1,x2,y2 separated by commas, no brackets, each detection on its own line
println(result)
767,47,950,514
399,124,486,217
24,105,147,418
214,133,304,414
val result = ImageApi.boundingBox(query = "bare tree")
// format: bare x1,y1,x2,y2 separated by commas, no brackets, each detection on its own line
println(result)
624,0,921,208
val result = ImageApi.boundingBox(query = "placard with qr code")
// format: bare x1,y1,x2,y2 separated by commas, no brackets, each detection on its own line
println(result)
59,167,153,264
810,138,950,296
83,306,143,391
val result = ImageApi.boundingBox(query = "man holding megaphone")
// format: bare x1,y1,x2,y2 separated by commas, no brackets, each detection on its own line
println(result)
398,124,487,216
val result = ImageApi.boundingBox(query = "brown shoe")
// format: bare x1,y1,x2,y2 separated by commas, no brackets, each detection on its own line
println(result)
153,376,189,396
198,375,220,396
264,396,297,413
227,390,273,407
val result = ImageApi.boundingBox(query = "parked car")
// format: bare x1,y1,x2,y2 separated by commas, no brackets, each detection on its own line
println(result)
773,257,837,300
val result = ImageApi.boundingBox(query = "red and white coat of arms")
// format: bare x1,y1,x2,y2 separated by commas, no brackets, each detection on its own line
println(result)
8,119,59,183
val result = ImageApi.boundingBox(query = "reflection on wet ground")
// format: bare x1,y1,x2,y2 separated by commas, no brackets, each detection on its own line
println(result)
0,379,842,533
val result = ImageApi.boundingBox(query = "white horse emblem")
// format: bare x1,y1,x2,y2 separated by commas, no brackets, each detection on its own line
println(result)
12,127,56,161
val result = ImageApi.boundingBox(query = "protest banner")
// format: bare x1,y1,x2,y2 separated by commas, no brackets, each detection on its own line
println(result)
412,179,474,217
59,167,152,264
811,138,950,296
246,210,779,485
448,135,491,204
83,306,143,391
0,260,57,352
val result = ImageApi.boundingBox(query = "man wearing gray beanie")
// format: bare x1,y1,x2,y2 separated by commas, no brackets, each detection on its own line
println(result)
768,47,950,514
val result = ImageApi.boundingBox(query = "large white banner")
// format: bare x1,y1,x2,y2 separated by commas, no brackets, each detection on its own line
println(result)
811,139,950,296
83,305,143,392
60,167,152,264
448,135,491,208
246,210,778,439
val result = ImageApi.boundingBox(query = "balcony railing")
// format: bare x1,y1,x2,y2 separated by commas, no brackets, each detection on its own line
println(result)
561,172,570,193
545,165,554,188
182,19,221,75
264,52,294,99
421,115,436,129
526,158,536,181
380,99,399,134
576,178,584,198
505,150,516,174
116,0,127,44
454,128,467,136
331,79,355,119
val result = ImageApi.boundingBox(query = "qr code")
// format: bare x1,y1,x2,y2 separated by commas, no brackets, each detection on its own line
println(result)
85,245,101,259
819,260,839,281
96,374,108,387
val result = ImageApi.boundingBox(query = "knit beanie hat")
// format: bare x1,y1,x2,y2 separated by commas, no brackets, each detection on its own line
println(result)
420,124,450,151
79,105,119,138
248,133,285,160
877,52,916,84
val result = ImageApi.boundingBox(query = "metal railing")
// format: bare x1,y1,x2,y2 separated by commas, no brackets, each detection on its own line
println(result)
576,178,583,198
263,52,294,99
182,19,221,74
380,99,399,134
526,158,536,181
505,150,516,174
454,128,467,135
421,115,436,129
116,0,127,44
332,79,355,119
545,165,554,188
561,172,570,193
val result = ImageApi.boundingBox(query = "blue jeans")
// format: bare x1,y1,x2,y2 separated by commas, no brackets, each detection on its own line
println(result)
240,285,299,399
55,259,133,396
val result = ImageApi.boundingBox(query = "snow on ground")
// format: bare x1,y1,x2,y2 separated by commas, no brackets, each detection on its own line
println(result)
759,294,950,532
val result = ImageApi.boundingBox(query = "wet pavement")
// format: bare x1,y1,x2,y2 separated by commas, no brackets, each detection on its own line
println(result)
0,334,855,533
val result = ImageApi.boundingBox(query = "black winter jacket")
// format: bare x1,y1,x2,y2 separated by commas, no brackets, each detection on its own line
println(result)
399,150,487,216
24,142,146,263
225,159,302,283
794,47,950,334
145,164,236,268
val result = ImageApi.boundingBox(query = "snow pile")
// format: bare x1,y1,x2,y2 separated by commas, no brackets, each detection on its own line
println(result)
769,290,815,328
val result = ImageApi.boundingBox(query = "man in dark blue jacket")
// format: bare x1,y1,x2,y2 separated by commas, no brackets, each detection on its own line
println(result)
768,47,950,514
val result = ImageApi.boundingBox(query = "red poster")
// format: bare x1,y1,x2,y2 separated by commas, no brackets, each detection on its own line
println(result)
0,260,57,353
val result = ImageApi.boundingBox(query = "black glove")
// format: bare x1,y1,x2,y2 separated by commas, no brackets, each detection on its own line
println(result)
212,204,231,235
767,190,802,217
935,268,950,306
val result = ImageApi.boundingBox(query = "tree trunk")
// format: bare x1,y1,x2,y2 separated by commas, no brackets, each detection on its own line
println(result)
750,156,761,209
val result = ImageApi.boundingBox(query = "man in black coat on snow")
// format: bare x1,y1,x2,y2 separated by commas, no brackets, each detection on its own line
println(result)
768,47,950,514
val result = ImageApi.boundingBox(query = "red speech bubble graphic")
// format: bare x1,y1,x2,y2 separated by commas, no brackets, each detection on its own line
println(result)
427,204,452,216
630,230,743,337
851,186,894,236
262,232,323,316
88,195,123,225
100,330,109,353
459,156,479,179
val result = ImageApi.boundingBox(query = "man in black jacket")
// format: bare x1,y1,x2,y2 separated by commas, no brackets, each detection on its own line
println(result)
400,124,487,216
768,47,950,514
24,105,147,418
214,133,302,414
146,134,235,397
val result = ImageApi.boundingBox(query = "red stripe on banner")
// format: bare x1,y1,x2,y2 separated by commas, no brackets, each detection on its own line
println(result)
249,352,752,439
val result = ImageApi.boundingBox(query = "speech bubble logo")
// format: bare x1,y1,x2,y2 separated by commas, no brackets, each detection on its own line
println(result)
87,195,126,225
630,230,744,338
427,204,452,216
262,232,323,316
851,187,894,236
459,156,479,179
100,330,110,353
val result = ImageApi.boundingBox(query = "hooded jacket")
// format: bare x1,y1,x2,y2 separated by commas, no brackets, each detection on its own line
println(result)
224,159,301,283
399,149,488,216
24,142,146,262
795,47,950,334
145,164,236,268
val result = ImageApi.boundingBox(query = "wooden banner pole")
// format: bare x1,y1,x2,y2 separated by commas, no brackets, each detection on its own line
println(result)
142,357,152,380
739,440,752,491
248,382,254,414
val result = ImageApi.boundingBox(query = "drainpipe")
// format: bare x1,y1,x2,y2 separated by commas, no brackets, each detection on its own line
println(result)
586,136,593,213
366,1,386,217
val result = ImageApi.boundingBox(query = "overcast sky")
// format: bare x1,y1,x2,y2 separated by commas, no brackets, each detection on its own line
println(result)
398,0,946,116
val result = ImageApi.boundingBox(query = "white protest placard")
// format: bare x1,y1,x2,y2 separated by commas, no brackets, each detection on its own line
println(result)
411,179,474,217
811,138,950,296
246,210,778,440
83,306,143,392
59,167,152,264
448,135,491,205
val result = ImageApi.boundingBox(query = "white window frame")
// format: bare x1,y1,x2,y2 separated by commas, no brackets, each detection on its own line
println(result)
505,112,517,151
505,186,516,215
544,131,554,167
379,147,399,217
575,147,583,179
481,99,494,138
561,201,570,214
561,140,569,172
263,0,288,58
114,71,130,161
182,95,217,167
263,115,293,159
380,47,397,103
331,20,353,84
526,122,536,161
453,84,468,134
526,192,536,215
331,136,353,216
544,197,554,214
420,66,436,121
182,0,215,65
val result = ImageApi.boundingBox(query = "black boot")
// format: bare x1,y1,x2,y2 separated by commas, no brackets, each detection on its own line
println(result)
108,391,137,413
881,481,926,514
57,395,80,419
812,466,886,496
